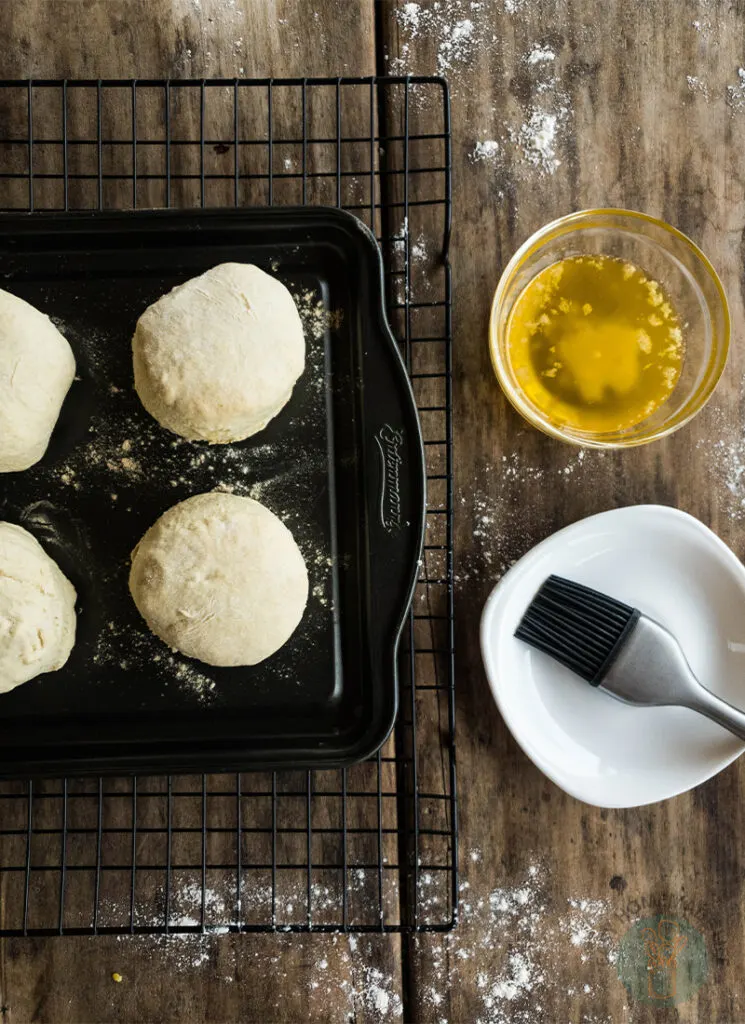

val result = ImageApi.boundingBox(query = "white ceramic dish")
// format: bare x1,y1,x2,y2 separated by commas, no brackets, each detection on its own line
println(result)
480,505,745,808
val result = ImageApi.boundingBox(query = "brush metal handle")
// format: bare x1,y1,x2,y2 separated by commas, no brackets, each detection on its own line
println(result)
601,617,745,742
687,686,745,743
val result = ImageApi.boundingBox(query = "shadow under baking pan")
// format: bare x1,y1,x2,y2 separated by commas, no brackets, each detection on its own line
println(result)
0,208,425,777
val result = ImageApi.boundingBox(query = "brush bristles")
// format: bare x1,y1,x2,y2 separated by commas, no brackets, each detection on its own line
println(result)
515,575,639,684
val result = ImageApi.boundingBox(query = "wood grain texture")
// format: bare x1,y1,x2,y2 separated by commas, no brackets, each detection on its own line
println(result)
381,0,745,1022
4,0,745,1021
0,0,368,80
0,4,407,1024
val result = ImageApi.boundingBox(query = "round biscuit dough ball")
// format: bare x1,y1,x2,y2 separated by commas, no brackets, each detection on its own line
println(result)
129,492,309,667
0,289,76,473
0,522,77,693
132,263,305,443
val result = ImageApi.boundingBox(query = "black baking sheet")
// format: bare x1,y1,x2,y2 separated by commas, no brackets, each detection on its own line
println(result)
0,208,425,776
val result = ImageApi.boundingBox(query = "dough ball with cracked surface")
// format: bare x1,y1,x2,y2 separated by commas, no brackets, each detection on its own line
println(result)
0,289,76,473
0,522,77,694
129,492,308,667
132,263,305,443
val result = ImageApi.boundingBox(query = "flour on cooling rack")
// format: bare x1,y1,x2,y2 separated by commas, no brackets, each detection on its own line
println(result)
99,854,618,1022
100,869,404,1017
389,218,434,303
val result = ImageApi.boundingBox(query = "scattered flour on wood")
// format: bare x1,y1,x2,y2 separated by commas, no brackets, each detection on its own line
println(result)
697,430,745,519
691,14,713,36
471,139,501,163
526,45,555,65
398,1,427,38
727,67,745,111
500,46,572,170
686,74,709,98
689,399,745,521
386,2,494,91
388,4,477,79
458,447,601,584
436,17,476,76
480,38,572,177
508,106,568,176
376,0,573,176
415,856,618,1024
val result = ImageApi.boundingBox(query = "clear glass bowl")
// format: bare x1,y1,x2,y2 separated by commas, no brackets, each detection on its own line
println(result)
489,209,730,448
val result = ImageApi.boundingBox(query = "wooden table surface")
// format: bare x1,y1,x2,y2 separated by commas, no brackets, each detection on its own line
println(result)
2,0,745,1021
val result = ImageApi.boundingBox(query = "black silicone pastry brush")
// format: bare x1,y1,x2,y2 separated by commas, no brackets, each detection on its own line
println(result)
515,575,745,740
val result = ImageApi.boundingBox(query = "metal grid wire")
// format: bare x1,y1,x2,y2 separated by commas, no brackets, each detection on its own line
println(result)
0,78,455,935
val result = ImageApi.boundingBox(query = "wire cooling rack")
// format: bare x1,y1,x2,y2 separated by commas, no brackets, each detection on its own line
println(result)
0,77,455,935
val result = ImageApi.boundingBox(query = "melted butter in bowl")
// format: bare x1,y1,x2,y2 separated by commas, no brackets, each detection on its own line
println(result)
489,209,729,448
506,255,684,434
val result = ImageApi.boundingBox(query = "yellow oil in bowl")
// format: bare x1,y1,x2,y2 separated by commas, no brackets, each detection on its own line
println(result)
504,255,684,433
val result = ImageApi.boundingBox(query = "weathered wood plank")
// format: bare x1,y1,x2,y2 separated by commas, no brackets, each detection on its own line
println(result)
382,1,745,1021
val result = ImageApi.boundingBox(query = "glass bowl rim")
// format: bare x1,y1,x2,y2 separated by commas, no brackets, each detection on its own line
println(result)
489,208,731,449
